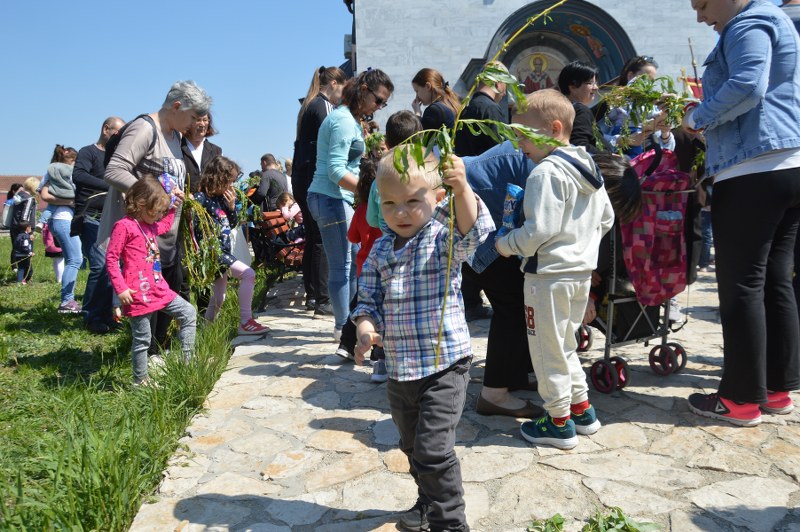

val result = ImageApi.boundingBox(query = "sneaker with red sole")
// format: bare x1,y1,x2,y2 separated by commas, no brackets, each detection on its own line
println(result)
688,392,761,427
238,319,269,335
761,391,794,415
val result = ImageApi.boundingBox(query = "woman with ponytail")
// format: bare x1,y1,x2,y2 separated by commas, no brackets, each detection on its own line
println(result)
411,67,462,131
292,66,346,314
307,68,394,342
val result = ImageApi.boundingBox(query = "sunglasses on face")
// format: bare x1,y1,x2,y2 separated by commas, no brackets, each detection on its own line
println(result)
368,87,388,109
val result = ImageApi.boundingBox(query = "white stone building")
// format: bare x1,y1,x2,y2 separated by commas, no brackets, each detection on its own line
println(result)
346,0,717,125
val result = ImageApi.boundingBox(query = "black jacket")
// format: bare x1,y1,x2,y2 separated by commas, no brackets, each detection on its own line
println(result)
570,102,599,154
182,137,223,194
454,92,507,156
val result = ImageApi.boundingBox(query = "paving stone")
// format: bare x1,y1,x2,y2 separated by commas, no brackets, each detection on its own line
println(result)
130,499,184,531
648,425,708,460
687,477,798,532
687,439,771,476
261,449,325,480
761,437,800,482
207,382,269,410
460,448,534,482
196,472,282,499
583,478,687,515
305,451,383,492
341,471,418,511
668,511,728,532
589,421,648,449
265,489,337,526
234,524,291,532
229,431,293,457
173,498,252,530
699,423,772,449
489,467,593,525
540,449,703,491
621,403,682,433
261,376,325,398
463,482,491,526
372,417,400,446
382,449,410,473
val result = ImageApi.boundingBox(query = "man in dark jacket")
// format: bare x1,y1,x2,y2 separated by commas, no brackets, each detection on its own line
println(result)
74,116,124,334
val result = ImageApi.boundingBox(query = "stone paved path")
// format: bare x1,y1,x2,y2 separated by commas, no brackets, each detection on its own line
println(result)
130,271,800,532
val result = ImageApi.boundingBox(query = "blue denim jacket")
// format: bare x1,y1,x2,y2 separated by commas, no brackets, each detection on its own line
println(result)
692,0,800,176
464,141,535,273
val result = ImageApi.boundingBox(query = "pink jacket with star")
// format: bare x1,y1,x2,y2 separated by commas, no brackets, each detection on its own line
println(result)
106,211,177,317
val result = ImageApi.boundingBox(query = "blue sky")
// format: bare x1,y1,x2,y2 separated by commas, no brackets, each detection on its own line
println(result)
0,1,354,175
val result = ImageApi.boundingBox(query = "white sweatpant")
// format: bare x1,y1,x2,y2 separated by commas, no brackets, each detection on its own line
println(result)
523,275,591,418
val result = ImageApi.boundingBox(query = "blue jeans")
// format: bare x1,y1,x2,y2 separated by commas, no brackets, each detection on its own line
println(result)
50,217,83,305
307,192,356,329
699,210,713,268
81,218,113,323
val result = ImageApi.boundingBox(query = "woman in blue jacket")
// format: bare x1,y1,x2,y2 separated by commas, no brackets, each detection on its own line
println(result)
683,0,800,426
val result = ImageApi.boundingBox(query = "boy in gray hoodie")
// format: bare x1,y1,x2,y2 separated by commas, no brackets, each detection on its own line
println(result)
495,89,614,450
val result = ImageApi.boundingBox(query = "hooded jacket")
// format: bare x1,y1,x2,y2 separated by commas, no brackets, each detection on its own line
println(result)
495,145,614,276
45,162,76,200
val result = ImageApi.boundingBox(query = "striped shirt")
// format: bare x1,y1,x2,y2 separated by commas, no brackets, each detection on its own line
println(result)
351,196,494,381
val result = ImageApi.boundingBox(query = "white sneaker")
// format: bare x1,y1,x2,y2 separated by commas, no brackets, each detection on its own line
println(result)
371,359,388,383
148,354,166,370
334,327,342,343
668,298,685,324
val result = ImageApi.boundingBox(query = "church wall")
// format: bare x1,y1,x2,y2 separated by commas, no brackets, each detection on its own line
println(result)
355,0,716,129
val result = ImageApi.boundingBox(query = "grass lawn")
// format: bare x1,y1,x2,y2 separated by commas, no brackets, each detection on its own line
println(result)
0,232,276,530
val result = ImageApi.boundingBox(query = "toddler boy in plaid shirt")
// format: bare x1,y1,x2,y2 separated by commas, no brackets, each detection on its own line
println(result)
352,150,493,532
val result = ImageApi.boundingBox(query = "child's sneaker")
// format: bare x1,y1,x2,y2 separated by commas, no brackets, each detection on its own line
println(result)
688,392,761,427
238,319,269,335
371,359,388,383
761,391,794,415
334,343,355,361
520,415,578,450
148,354,166,368
571,404,601,435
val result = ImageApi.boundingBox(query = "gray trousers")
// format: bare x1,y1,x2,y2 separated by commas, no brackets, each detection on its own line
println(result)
130,296,196,383
386,357,471,532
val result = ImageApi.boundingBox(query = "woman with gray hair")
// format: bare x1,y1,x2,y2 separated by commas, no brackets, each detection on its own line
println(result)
97,79,212,357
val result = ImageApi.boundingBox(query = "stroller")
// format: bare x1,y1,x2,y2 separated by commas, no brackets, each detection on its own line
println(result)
578,145,695,393
252,210,305,308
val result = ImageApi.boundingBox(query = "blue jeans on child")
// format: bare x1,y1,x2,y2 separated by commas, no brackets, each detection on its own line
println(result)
129,296,196,384
16,257,32,283
307,192,357,330
49,217,83,305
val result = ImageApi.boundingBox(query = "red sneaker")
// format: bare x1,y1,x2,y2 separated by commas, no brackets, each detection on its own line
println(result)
688,392,761,427
238,319,269,335
761,391,794,415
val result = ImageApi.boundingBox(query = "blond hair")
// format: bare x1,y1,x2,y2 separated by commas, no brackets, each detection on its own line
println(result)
376,150,441,191
23,176,40,195
519,88,576,137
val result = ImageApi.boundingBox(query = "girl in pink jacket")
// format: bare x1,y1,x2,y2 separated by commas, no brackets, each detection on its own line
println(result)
106,175,196,386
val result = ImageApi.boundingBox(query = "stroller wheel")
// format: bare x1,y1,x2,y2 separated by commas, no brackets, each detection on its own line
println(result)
576,325,593,352
649,345,677,376
590,360,619,394
609,356,630,389
666,342,688,372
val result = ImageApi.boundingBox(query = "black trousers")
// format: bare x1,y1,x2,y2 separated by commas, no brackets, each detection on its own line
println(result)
293,172,329,305
713,168,800,403
462,256,533,389
387,358,470,532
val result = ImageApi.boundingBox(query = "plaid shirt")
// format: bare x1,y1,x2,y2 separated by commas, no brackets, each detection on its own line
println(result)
351,196,494,381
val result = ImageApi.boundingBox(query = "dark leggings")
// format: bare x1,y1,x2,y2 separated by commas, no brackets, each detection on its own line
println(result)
462,256,532,389
713,168,800,403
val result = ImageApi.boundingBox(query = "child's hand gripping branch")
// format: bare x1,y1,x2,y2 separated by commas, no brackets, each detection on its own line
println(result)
440,154,479,236
354,317,383,366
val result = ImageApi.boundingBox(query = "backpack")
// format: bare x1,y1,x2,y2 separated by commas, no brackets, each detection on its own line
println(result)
104,114,158,167
2,199,13,229
619,144,693,307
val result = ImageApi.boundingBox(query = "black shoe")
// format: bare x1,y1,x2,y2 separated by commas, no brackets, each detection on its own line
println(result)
314,303,334,318
465,304,493,322
398,500,430,531
305,298,317,311
85,320,110,335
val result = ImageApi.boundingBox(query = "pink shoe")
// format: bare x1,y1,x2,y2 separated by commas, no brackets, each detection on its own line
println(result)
238,318,269,335
688,392,762,427
761,391,794,415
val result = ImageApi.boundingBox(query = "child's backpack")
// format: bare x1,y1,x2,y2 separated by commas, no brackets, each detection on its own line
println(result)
619,144,693,307
104,114,158,167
